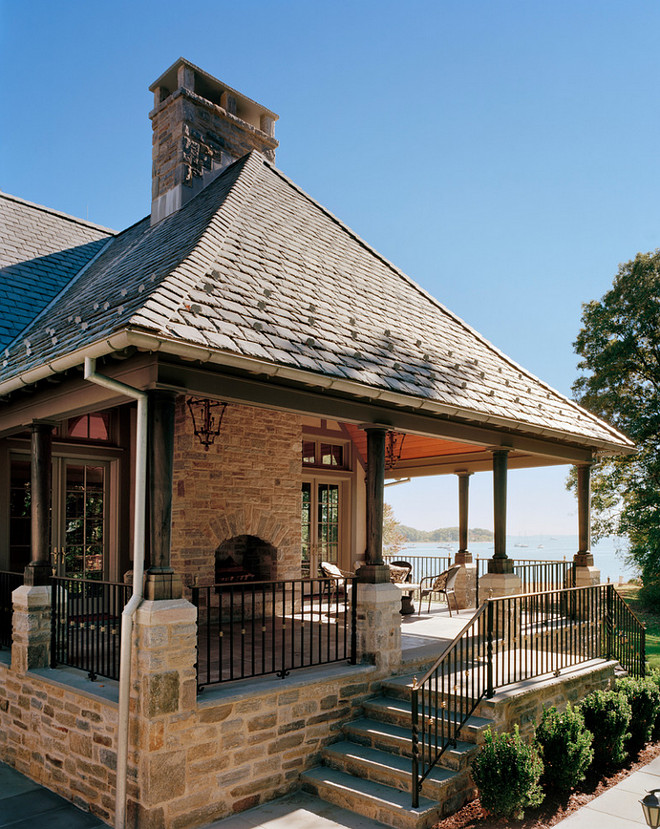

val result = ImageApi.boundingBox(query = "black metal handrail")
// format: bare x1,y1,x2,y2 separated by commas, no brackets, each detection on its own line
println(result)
411,582,645,806
51,575,130,681
0,570,23,649
192,576,358,688
411,602,488,806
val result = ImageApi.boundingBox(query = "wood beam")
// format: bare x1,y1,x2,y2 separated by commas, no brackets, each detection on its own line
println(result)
155,361,597,463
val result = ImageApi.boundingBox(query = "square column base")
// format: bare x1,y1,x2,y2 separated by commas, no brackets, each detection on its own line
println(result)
479,571,522,599
355,582,401,674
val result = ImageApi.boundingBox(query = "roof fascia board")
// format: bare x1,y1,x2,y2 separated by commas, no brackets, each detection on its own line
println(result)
391,453,568,479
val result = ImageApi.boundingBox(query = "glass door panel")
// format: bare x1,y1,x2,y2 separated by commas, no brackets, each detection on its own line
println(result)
9,459,31,572
64,463,106,579
317,483,339,563
302,479,343,575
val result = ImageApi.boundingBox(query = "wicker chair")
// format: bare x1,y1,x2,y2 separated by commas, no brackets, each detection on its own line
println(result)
419,564,461,616
320,561,355,597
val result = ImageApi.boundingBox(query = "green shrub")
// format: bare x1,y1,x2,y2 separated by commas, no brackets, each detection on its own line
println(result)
578,690,631,768
617,676,660,752
635,671,660,743
534,704,593,792
472,726,544,819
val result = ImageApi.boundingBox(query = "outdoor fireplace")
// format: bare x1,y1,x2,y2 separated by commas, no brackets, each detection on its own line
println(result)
215,535,276,584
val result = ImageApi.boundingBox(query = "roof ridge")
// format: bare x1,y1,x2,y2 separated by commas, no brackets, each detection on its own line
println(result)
260,159,622,444
0,191,117,235
132,151,264,330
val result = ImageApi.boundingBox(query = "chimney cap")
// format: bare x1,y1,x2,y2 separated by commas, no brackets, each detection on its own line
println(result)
149,57,278,123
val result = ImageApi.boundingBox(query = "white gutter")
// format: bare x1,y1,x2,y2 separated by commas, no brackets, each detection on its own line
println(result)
83,357,147,829
0,327,633,455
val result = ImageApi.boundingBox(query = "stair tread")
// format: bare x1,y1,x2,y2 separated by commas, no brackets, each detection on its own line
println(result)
324,740,458,783
365,696,493,728
345,717,477,756
302,766,440,814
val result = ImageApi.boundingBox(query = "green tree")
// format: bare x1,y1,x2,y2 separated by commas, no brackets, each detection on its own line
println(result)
383,503,407,556
572,250,660,602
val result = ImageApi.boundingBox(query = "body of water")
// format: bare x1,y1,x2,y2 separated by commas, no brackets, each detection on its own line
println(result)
402,535,635,584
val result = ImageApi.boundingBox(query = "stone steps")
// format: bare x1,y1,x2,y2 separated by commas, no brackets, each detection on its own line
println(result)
301,680,491,829
301,767,443,829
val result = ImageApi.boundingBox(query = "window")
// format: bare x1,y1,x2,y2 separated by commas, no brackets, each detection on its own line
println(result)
301,480,342,574
302,440,348,469
67,413,111,441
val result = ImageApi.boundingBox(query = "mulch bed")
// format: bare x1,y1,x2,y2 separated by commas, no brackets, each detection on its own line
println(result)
435,740,660,828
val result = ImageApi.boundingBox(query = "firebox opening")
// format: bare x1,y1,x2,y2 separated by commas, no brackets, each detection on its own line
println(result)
215,535,276,583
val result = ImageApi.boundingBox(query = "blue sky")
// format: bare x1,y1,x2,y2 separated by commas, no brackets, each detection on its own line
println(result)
2,1,659,534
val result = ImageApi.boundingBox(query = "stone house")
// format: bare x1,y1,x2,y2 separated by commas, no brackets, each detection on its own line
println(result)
0,58,635,829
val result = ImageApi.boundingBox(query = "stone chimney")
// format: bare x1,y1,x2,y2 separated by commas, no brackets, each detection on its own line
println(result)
149,58,279,224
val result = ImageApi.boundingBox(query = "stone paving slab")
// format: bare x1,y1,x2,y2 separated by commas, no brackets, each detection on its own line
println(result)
556,753,660,827
0,762,107,828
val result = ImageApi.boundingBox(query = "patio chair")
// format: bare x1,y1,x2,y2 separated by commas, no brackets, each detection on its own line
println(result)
388,560,413,584
419,563,461,616
320,561,355,598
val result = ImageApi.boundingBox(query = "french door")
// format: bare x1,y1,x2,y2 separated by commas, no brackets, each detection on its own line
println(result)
302,478,346,576
8,454,112,580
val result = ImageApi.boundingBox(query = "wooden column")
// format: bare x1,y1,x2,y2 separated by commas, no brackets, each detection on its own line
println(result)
145,390,181,599
358,426,390,583
488,449,513,574
574,463,594,566
455,471,473,564
25,423,52,586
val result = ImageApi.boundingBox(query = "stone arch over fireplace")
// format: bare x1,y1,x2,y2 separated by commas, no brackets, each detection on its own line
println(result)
215,535,276,582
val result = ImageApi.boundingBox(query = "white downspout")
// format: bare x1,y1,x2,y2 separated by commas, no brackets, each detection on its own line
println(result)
83,357,147,829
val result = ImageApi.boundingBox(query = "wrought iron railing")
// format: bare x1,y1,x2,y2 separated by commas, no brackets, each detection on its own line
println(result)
0,570,23,649
410,583,645,806
51,576,130,681
192,576,358,688
475,557,574,606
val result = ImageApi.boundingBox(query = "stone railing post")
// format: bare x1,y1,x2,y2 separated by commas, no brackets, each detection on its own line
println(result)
11,584,52,674
127,597,198,827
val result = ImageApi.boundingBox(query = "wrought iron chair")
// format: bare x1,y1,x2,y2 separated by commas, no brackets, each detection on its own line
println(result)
419,563,461,616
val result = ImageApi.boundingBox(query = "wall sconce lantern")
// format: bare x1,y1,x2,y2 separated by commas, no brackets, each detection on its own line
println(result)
186,397,227,451
641,790,660,828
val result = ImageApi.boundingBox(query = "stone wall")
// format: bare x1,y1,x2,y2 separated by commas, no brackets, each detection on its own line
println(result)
128,666,380,829
0,660,118,824
476,660,616,738
171,399,303,589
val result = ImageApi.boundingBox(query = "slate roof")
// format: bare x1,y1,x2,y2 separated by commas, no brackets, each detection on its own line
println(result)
0,153,633,452
0,193,114,351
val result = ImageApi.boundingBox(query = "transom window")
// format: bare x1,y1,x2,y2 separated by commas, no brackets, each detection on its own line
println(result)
302,440,347,469
67,413,111,441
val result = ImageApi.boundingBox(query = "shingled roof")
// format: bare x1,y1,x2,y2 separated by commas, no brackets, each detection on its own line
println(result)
0,153,633,453
0,193,114,351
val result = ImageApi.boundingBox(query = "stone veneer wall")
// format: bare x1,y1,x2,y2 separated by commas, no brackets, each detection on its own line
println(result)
130,668,380,828
171,399,303,588
0,661,118,824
